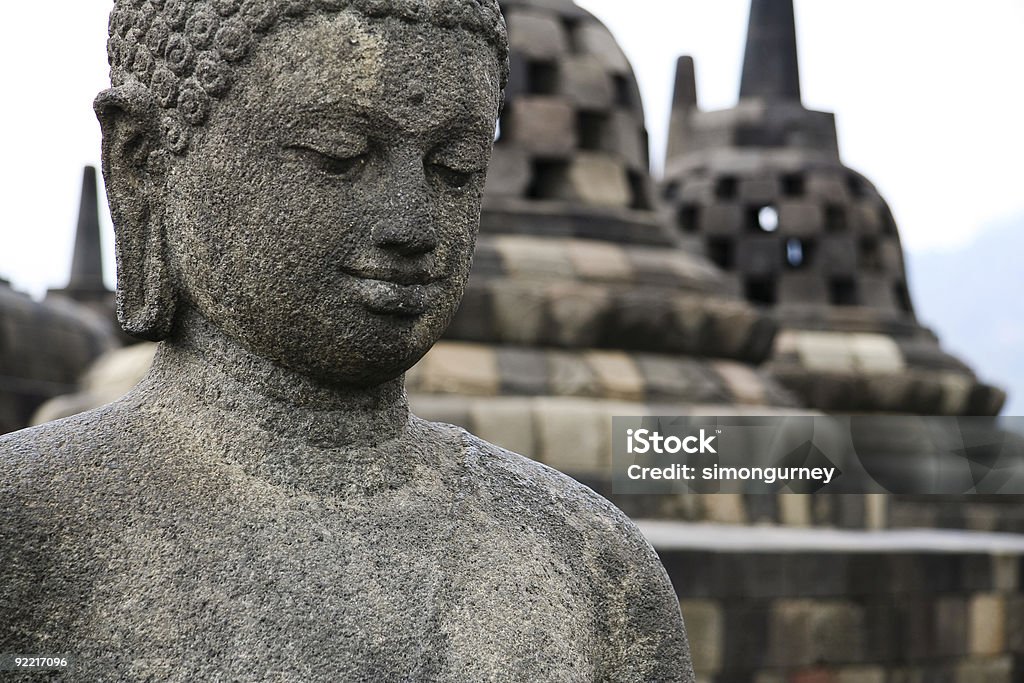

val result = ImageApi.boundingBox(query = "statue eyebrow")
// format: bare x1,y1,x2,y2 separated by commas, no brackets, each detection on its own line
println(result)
292,99,492,140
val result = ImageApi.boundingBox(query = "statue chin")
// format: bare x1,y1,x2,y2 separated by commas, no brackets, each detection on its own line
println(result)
175,303,442,391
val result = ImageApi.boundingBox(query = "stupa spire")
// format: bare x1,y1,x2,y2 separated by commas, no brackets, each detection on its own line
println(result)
739,0,802,102
67,166,105,291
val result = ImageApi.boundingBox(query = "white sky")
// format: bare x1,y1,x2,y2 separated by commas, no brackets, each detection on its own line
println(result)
1,0,1023,298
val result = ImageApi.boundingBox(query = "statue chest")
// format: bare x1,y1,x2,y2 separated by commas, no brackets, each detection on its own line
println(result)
35,493,602,681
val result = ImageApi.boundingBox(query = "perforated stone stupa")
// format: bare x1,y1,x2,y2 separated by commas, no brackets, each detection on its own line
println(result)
407,0,802,494
0,168,117,434
661,0,1004,416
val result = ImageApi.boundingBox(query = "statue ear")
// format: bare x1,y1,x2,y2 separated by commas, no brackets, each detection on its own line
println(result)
95,85,178,341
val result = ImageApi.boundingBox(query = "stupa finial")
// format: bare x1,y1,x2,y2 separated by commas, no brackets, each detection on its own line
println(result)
739,0,802,102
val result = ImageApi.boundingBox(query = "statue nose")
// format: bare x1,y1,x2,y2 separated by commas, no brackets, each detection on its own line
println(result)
373,215,437,256
373,162,438,257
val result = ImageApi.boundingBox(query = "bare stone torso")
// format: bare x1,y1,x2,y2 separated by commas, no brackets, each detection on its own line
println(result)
1,377,689,682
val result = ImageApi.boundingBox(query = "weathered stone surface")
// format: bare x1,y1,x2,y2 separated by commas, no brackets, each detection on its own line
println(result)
504,8,569,59
679,600,724,675
567,238,633,281
534,397,610,474
483,146,532,197
560,54,614,110
659,1,1006,417
559,152,632,207
575,20,631,73
585,350,644,400
504,96,578,155
969,594,1006,656
417,343,501,396
0,3,693,680
469,397,537,458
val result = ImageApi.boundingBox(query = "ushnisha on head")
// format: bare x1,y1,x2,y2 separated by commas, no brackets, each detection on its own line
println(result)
96,0,508,389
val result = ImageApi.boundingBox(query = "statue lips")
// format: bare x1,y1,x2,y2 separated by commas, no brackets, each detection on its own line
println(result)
343,267,440,317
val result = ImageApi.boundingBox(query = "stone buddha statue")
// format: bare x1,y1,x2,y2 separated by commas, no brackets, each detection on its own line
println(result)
0,1,693,680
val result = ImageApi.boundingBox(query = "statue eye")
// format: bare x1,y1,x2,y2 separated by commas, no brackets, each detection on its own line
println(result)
288,145,367,178
312,150,367,177
428,162,473,190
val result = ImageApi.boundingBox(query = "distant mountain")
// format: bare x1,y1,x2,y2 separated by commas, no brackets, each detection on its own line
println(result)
906,215,1024,417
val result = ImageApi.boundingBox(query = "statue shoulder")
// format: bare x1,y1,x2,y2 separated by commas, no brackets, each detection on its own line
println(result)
450,424,649,544
448,425,695,681
0,402,139,493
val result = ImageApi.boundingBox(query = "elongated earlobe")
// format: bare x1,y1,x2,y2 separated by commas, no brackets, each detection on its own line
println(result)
95,85,178,341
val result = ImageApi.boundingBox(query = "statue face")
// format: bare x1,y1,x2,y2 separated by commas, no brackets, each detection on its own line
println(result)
163,11,501,387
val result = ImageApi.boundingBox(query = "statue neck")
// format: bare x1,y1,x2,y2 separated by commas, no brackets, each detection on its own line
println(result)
144,311,410,450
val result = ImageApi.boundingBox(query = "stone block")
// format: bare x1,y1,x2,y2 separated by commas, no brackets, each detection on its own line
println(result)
778,200,825,237
566,239,632,282
505,8,570,60
627,248,684,287
504,96,577,156
850,333,905,375
860,600,901,663
790,672,837,683
992,554,1019,593
836,668,885,683
492,235,573,279
736,235,782,277
679,177,716,203
408,395,473,430
739,177,779,204
856,275,897,311
546,282,609,347
711,300,762,358
878,239,906,274
679,600,723,674
533,398,609,474
547,350,601,397
806,174,848,203
1004,595,1024,653
969,594,1006,656
702,203,746,236
851,202,883,235
606,110,647,170
492,281,548,344
713,360,766,404
777,272,828,305
955,656,1013,683
484,146,531,197
862,374,912,412
672,296,712,353
768,600,864,667
795,332,856,374
575,21,630,73
558,153,632,207
560,55,614,110
417,343,499,396
939,372,973,415
497,347,549,396
469,398,537,458
634,355,690,401
819,235,858,276
699,494,748,524
446,283,495,341
778,493,811,526
934,596,968,657
584,350,644,400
